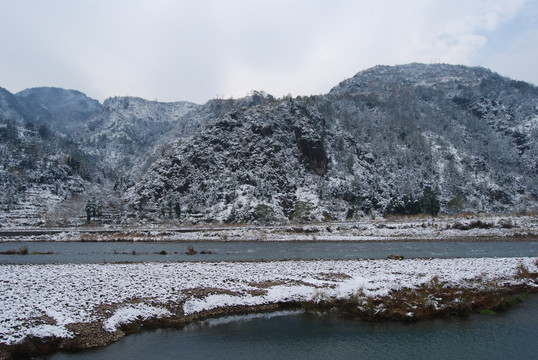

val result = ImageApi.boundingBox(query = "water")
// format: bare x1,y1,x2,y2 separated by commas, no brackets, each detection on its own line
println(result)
0,240,536,264
43,296,538,360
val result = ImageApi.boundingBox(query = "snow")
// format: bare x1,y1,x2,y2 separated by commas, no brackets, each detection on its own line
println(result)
103,303,172,332
2,215,536,242
198,310,303,327
28,324,73,340
0,257,536,345
184,293,265,315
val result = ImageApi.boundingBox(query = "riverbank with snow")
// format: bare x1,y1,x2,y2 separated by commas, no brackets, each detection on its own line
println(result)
0,257,536,358
1,214,537,242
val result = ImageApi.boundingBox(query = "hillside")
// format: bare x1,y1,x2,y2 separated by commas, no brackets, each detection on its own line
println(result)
76,96,200,177
1,63,537,226
0,119,95,226
15,87,102,138
132,64,537,223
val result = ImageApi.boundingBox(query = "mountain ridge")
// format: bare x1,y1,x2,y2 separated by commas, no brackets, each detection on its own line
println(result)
1,63,537,226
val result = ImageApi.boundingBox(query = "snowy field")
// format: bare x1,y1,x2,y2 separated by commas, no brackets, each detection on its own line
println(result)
0,257,536,345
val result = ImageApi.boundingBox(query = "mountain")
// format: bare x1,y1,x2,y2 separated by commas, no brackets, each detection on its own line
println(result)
0,118,96,227
132,64,538,223
0,89,199,226
76,96,200,177
1,63,537,226
0,88,234,226
0,87,29,124
15,87,102,137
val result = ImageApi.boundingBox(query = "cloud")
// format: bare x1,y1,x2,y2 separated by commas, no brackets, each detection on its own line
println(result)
0,0,535,103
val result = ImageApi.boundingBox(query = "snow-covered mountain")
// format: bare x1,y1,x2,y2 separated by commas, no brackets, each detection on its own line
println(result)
133,64,537,223
0,118,94,227
76,96,200,177
15,87,102,138
1,63,537,226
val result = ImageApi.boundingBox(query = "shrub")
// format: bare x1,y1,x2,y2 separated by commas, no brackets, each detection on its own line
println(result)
515,263,531,279
498,218,514,229
186,246,197,255
451,220,493,230
252,204,277,225
291,201,315,222
18,245,29,255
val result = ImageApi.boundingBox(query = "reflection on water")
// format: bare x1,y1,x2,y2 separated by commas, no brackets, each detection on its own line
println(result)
1,240,536,264
43,296,538,360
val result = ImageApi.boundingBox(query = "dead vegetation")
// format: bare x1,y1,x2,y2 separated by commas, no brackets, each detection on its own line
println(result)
310,275,537,322
0,246,28,255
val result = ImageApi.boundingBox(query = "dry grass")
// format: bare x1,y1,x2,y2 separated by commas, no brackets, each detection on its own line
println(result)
307,275,535,322
515,262,538,281
0,246,29,255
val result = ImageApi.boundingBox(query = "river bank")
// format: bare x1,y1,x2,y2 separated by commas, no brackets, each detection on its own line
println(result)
0,257,536,359
1,214,537,243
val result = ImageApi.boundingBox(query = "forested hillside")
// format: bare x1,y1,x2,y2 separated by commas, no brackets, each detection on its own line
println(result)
1,64,536,226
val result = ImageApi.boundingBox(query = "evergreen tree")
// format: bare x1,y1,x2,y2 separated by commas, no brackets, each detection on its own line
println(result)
174,201,181,218
85,198,102,223
422,187,440,216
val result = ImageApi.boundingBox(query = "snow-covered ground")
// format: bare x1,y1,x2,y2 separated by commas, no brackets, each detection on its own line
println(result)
1,215,537,242
0,257,536,345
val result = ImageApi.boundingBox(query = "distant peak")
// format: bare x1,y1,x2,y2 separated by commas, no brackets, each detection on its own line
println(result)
329,63,502,96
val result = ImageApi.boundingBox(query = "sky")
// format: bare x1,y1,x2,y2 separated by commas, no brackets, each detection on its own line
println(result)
1,0,537,104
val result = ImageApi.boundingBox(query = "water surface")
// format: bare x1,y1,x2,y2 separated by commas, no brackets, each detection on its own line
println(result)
0,241,536,264
43,296,538,360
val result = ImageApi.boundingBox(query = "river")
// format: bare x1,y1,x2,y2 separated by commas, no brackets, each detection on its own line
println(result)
0,240,536,264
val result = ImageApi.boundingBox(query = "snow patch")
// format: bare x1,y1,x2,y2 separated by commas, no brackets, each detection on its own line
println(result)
103,303,171,332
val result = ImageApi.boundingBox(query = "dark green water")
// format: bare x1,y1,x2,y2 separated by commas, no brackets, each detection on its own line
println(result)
1,240,536,263
43,296,537,360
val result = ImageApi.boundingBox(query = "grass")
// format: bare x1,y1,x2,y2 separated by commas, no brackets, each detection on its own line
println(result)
186,246,197,255
31,251,54,255
303,275,535,323
515,262,531,279
6,336,62,359
450,220,494,231
0,246,29,255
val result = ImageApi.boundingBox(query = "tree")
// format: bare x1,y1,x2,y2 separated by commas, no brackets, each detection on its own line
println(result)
162,195,181,219
38,124,49,139
85,198,102,223
67,155,80,172
174,201,181,218
2,120,19,143
386,193,423,216
446,196,464,215
422,187,440,216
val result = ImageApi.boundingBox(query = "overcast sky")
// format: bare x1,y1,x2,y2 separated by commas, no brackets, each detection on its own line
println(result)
1,0,537,104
